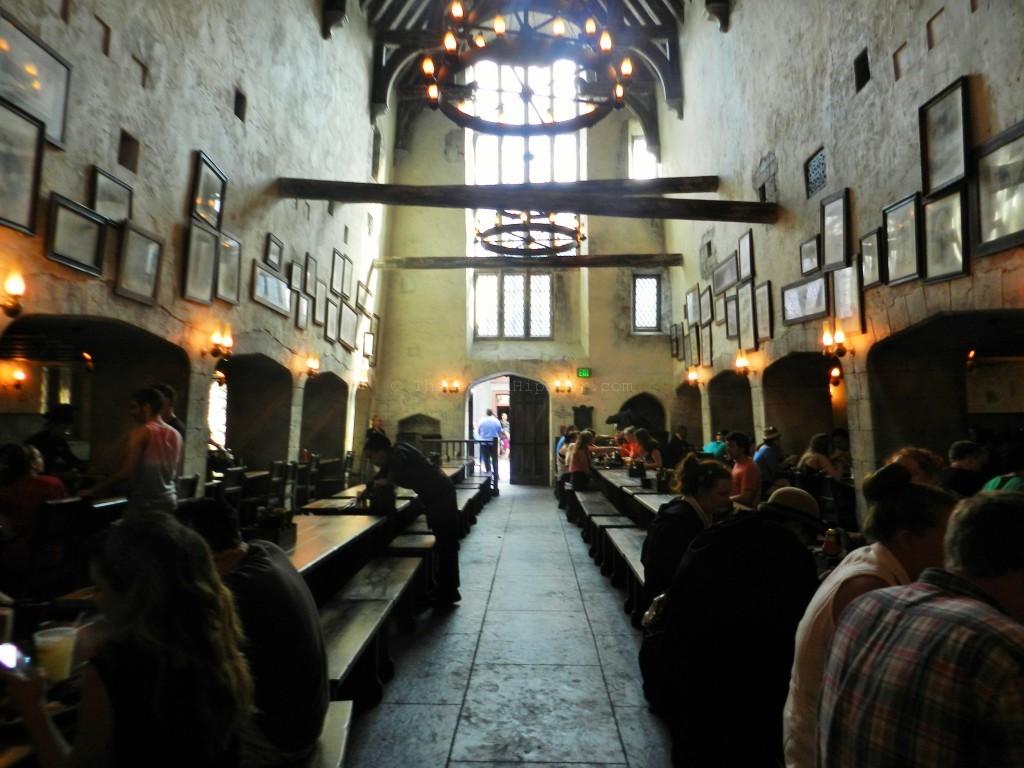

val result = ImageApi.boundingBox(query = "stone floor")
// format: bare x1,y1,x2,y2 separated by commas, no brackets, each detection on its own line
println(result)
345,481,673,767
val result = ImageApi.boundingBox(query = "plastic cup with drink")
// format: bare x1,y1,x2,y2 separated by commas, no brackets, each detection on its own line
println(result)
32,627,78,684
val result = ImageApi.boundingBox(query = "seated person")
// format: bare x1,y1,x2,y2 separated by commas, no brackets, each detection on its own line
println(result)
618,426,639,460
186,499,329,767
702,429,729,461
633,428,664,470
937,440,986,497
662,426,695,471
0,443,69,579
25,404,86,476
798,433,845,479
726,431,760,509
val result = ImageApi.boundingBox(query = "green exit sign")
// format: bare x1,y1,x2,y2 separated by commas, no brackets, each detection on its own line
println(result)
577,367,592,378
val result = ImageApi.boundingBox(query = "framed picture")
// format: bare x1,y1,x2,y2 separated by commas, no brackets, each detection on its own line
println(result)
340,301,359,351
92,167,132,223
712,252,739,295
820,188,850,271
313,280,327,326
46,193,105,277
738,230,754,281
296,294,309,330
682,326,693,368
115,220,163,305
832,260,864,335
699,286,713,327
288,260,303,291
859,228,887,288
781,274,829,325
685,287,700,327
0,98,44,235
699,323,712,367
973,119,1024,258
304,253,318,295
330,249,345,295
367,313,380,366
755,281,773,343
883,193,921,285
325,300,339,342
356,281,372,315
669,323,680,359
800,235,820,275
363,331,375,360
924,187,967,282
714,295,726,326
688,330,699,369
191,151,227,231
737,279,756,352
265,233,283,270
341,254,354,298
725,295,739,339
183,221,218,304
215,231,242,304
919,76,970,196
251,262,292,316
0,9,71,146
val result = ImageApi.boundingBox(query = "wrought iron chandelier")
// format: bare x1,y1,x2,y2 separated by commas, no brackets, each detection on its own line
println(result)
421,0,633,137
474,209,586,257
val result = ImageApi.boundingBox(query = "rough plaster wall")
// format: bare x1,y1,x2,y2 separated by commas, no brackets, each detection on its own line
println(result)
0,0,382,471
659,0,1024,469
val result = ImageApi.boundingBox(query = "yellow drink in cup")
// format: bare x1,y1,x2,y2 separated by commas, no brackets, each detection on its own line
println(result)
33,627,77,683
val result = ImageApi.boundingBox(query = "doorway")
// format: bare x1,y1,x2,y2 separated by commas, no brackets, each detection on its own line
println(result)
470,374,550,486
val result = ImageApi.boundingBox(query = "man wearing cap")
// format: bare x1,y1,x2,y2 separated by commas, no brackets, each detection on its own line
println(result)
754,425,796,495
655,487,821,767
702,429,729,461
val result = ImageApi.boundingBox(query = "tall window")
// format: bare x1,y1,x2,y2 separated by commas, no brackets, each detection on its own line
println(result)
630,134,658,180
633,274,661,332
475,272,552,339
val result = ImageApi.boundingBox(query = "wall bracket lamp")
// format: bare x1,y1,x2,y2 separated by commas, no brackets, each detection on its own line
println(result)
209,328,233,359
442,378,460,394
2,274,25,319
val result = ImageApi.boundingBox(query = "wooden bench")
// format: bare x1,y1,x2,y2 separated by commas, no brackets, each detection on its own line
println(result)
319,598,395,712
403,514,430,534
338,556,423,634
573,491,623,544
301,700,353,768
385,534,437,611
590,515,637,572
454,488,482,533
605,527,649,627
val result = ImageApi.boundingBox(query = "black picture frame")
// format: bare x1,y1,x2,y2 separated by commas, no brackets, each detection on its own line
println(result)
738,229,754,281
191,151,227,231
972,119,1024,258
288,260,303,291
800,235,820,275
688,329,699,369
251,261,292,316
883,193,921,286
685,287,700,327
215,231,242,304
367,313,380,367
924,186,968,283
313,280,327,326
669,323,679,359
341,254,354,299
296,294,309,330
919,76,971,196
859,227,887,289
0,98,44,235
339,301,359,351
331,249,345,295
92,167,132,223
737,279,757,352
0,9,71,147
820,188,850,271
115,220,163,306
699,286,712,327
781,274,829,325
699,323,712,367
325,300,339,342
183,220,218,304
832,258,864,335
712,252,738,295
682,325,693,368
264,233,283,271
725,295,739,339
46,193,106,277
755,281,773,343
356,281,372,316
304,253,318,295
714,295,726,326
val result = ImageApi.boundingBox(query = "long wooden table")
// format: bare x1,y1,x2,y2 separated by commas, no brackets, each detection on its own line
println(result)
291,514,386,574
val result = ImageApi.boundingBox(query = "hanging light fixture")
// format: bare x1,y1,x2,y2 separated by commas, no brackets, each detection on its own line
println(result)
474,209,586,257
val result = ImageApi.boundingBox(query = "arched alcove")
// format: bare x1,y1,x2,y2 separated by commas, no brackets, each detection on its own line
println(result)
673,382,704,442
300,372,348,457
707,370,754,440
218,353,293,469
761,353,838,459
611,392,667,443
397,413,443,453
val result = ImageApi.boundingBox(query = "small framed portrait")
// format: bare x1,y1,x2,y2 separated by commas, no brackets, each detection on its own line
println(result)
92,167,132,223
304,253,318,295
685,287,700,327
669,323,680,359
832,260,864,335
331,249,345,295
883,193,921,286
215,231,242,304
699,323,712,367
115,220,163,306
924,187,967,283
919,76,970,196
755,281,773,343
800,235,820,275
251,262,292,316
46,193,106,277
714,295,726,326
699,286,713,327
183,220,218,304
781,274,829,325
313,280,327,326
325,300,339,342
191,151,227,231
725,295,739,339
712,252,738,295
367,313,380,366
737,279,756,352
341,254,354,298
0,98,44,235
688,330,699,369
682,325,693,368
356,281,372,316
738,229,754,281
296,294,309,330
973,119,1024,258
288,260,303,291
859,228,887,289
264,233,283,270
340,301,359,351
820,188,850,271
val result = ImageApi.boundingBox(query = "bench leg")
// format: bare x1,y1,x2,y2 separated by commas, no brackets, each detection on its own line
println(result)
336,645,384,713
378,625,395,683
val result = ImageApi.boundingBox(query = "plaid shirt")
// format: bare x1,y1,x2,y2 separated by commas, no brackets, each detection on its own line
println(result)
818,568,1024,767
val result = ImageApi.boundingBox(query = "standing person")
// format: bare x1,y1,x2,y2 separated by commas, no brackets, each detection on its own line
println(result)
754,425,795,495
186,499,329,767
726,431,760,509
81,387,182,517
151,383,186,441
662,426,695,472
499,413,510,457
25,404,86,476
364,415,387,441
783,463,957,768
818,491,1024,767
363,434,462,605
476,409,503,494
0,517,253,767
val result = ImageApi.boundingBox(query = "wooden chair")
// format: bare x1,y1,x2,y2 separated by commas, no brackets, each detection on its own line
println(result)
281,460,299,511
217,466,246,512
295,453,321,507
176,473,200,500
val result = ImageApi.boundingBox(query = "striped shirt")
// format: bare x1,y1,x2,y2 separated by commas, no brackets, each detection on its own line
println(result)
818,568,1024,767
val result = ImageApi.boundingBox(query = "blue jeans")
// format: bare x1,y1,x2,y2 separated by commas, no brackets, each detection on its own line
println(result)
480,439,499,490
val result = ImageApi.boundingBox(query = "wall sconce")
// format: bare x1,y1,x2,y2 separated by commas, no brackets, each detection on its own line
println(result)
2,273,25,318
212,370,227,387
829,365,843,387
441,378,460,394
553,378,572,394
735,352,750,377
821,321,848,358
10,367,26,389
358,372,369,391
81,352,94,372
209,328,233,359
305,355,320,378
686,368,701,387
965,348,976,372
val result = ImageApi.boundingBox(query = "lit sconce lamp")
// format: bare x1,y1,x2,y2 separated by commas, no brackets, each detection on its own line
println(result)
735,352,750,377
965,348,976,372
686,368,700,387
442,378,460,394
2,273,25,318
358,371,369,391
829,365,843,387
81,352,94,372
553,378,572,394
209,328,233,359
821,321,848,358
10,367,26,389
305,355,320,378
212,370,227,387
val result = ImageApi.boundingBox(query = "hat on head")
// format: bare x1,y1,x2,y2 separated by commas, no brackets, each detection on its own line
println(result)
762,426,781,441
759,487,823,534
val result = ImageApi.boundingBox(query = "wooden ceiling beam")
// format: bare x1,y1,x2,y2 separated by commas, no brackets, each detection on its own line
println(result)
374,253,683,270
